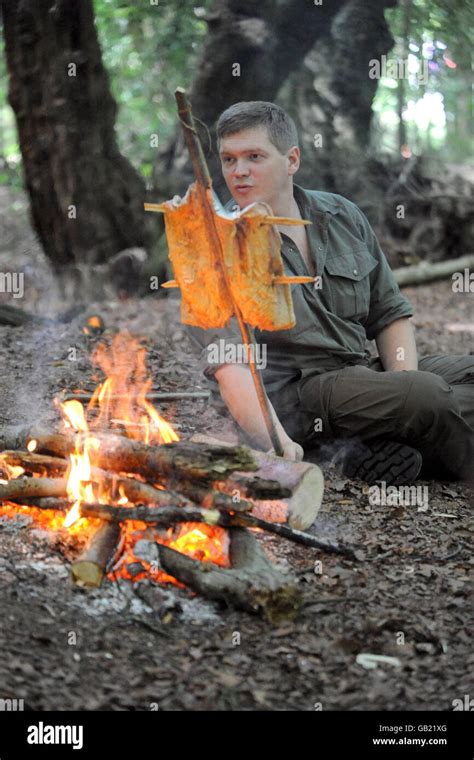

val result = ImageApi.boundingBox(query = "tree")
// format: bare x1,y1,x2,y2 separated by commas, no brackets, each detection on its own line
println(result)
153,0,348,201
1,0,148,270
281,0,398,193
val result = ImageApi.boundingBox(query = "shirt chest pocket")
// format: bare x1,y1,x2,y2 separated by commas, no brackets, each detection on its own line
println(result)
324,250,378,320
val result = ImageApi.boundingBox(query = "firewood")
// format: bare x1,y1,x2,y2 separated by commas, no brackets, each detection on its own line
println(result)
157,528,301,623
17,497,70,511
21,430,319,520
170,480,253,512
71,521,123,588
80,503,226,526
80,503,356,557
190,433,324,530
4,470,253,515
29,430,258,482
0,477,66,502
0,450,69,477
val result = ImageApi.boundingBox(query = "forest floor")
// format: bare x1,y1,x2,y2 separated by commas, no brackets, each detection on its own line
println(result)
0,188,472,711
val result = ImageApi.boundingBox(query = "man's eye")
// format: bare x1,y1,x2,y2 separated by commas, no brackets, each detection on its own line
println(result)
222,157,234,165
250,154,261,160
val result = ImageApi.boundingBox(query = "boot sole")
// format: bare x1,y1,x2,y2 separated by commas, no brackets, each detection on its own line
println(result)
339,439,423,486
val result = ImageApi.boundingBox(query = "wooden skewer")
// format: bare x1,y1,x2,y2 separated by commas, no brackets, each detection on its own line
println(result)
174,87,285,456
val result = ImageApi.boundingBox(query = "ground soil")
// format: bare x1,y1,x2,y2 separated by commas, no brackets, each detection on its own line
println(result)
0,188,472,711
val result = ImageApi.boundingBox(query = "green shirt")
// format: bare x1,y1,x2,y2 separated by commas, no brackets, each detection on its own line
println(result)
185,184,414,394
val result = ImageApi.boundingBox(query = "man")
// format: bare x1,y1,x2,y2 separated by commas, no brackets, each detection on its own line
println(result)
185,101,473,486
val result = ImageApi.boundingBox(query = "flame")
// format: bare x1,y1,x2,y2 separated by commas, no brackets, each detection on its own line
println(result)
57,334,181,529
83,315,104,335
27,439,37,452
84,334,180,446
1,331,229,581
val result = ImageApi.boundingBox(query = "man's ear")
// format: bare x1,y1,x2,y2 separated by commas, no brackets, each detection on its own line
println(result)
287,145,300,176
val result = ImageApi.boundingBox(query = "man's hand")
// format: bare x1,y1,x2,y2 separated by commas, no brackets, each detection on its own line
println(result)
267,438,304,462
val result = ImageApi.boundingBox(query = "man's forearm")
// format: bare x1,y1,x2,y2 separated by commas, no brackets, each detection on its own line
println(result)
214,364,291,450
375,317,418,371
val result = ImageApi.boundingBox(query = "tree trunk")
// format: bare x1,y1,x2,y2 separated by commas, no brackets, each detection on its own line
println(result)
281,0,398,194
1,0,148,268
153,0,348,202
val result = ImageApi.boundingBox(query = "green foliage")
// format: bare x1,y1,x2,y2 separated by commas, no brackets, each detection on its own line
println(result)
93,0,212,182
0,33,23,190
0,0,470,193
373,0,473,162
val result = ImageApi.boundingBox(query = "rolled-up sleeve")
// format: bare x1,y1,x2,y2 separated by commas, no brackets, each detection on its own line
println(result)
350,203,414,341
184,319,246,383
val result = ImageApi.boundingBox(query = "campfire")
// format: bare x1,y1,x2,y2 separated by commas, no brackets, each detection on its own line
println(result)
0,332,333,622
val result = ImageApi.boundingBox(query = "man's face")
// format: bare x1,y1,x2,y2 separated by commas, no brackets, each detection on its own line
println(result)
219,126,300,210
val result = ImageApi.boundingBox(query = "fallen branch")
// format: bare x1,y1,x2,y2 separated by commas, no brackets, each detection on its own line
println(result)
394,254,474,287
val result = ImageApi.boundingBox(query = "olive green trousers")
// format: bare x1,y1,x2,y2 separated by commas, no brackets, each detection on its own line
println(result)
269,355,474,482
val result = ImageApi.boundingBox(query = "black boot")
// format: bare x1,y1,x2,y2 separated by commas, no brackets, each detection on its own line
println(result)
336,438,423,486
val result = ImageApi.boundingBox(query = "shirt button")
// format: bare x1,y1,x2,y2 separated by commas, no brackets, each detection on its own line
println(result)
353,268,358,275
318,246,323,251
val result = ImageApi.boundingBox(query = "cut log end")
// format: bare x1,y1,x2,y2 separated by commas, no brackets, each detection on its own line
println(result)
71,521,122,589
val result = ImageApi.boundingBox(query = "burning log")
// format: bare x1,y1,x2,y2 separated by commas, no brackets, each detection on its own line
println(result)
71,521,123,588
0,477,66,502
157,528,301,623
0,450,69,477
29,430,258,483
80,503,228,526
19,497,70,510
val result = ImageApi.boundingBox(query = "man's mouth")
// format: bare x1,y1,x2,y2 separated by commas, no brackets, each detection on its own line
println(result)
235,185,253,194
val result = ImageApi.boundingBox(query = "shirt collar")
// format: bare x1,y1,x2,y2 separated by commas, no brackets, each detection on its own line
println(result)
293,183,342,218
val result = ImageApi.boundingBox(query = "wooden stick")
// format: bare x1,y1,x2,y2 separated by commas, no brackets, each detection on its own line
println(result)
71,521,123,588
174,87,284,456
158,527,301,623
232,513,358,559
60,391,211,403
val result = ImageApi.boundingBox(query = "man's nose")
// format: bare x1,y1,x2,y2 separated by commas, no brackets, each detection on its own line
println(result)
233,160,250,177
